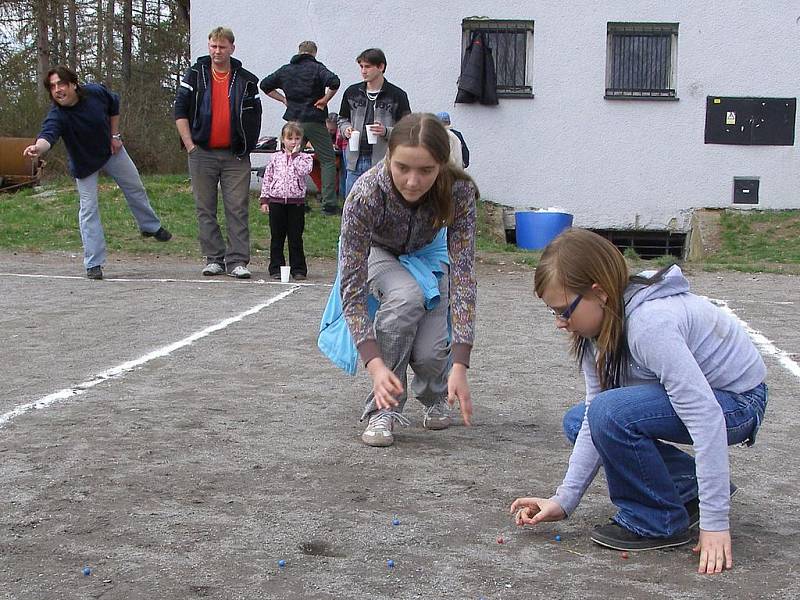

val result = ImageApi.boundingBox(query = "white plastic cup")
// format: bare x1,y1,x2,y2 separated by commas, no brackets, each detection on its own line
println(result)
280,265,291,283
366,124,378,144
348,130,360,151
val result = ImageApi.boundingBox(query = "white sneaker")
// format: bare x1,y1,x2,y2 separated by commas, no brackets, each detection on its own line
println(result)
361,410,410,447
202,262,225,276
228,265,251,279
422,398,452,430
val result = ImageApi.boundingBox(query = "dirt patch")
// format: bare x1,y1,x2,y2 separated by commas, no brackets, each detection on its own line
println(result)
0,253,798,599
749,214,800,240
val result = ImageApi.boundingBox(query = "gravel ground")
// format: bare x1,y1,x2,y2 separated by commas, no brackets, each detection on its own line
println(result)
0,251,798,600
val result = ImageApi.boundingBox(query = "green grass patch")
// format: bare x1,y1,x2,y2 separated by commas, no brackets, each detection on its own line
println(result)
0,174,344,260
4,178,796,272
707,209,800,265
1,178,533,264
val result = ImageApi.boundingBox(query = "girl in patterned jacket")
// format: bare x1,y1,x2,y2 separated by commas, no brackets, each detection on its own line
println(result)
338,113,479,447
260,122,313,280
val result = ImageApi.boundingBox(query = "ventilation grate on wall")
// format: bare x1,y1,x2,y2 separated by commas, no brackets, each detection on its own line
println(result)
591,229,687,259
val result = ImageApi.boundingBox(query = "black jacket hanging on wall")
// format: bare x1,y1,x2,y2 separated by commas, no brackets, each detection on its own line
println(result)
455,32,499,105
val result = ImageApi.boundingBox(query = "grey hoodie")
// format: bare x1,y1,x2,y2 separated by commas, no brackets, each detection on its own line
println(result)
551,266,766,531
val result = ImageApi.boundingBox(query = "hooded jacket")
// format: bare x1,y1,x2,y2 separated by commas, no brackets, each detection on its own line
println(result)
259,53,340,124
174,56,262,157
551,266,766,531
259,151,313,204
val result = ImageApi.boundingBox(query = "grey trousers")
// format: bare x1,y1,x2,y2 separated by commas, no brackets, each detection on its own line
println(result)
188,147,251,268
75,147,162,269
300,121,337,211
361,246,450,419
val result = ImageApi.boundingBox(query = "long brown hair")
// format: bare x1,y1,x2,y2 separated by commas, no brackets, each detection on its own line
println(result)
387,113,478,228
43,65,84,103
534,228,630,390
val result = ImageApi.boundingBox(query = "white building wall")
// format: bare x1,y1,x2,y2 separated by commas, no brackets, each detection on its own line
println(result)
191,1,800,230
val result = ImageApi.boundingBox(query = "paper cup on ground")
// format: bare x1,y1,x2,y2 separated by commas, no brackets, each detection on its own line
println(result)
348,130,360,151
280,266,291,283
366,125,378,144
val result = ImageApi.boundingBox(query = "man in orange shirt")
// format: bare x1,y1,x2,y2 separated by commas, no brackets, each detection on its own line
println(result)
175,26,262,278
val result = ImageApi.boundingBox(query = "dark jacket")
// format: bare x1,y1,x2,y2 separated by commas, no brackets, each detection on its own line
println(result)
455,32,499,105
337,79,411,170
38,83,119,179
174,56,263,157
260,54,340,124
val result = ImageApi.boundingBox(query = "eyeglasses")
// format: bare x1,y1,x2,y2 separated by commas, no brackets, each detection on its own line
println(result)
547,294,583,321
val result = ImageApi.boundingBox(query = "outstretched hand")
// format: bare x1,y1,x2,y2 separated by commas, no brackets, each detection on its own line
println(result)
509,497,566,526
693,529,733,574
23,145,40,158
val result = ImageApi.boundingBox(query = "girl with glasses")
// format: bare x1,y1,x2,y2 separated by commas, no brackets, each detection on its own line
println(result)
510,228,767,575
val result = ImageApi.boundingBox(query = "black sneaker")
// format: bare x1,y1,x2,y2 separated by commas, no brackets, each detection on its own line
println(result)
269,272,281,280
684,483,738,529
292,273,307,281
590,521,692,551
86,266,103,280
321,207,340,216
142,226,172,242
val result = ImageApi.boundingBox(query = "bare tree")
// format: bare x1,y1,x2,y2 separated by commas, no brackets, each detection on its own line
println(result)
139,0,147,61
48,0,65,66
96,0,103,76
67,0,77,70
34,0,50,100
121,0,131,85
104,0,114,82
176,0,187,23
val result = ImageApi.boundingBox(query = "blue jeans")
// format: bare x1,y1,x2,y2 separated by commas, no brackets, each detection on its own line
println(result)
337,149,347,199
562,382,767,537
75,147,162,269
344,154,373,198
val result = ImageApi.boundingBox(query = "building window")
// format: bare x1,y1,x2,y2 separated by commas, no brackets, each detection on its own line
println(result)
462,18,534,98
606,22,678,99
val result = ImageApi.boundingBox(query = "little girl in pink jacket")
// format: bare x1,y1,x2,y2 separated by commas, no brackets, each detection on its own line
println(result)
260,122,314,280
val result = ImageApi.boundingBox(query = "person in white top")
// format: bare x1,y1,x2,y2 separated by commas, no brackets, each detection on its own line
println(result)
435,111,463,169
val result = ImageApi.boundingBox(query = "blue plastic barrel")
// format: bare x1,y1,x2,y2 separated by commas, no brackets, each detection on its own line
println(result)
514,211,574,250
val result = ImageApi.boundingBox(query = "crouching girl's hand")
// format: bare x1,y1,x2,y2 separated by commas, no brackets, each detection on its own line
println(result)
509,497,566,526
447,363,472,425
694,529,733,574
366,358,402,410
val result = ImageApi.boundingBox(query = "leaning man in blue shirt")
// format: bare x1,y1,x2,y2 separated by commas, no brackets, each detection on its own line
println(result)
23,66,171,280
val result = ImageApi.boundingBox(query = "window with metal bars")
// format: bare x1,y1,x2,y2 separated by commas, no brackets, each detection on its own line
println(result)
606,22,678,99
462,19,534,98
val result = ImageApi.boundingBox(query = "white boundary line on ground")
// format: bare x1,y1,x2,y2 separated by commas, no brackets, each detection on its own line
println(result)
0,287,300,430
708,297,800,381
0,272,330,287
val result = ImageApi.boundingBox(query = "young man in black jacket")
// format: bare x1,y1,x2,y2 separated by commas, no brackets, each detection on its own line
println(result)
260,41,341,216
337,48,411,197
175,26,262,278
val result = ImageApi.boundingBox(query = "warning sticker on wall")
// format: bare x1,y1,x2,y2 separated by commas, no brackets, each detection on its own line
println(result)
726,111,736,125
